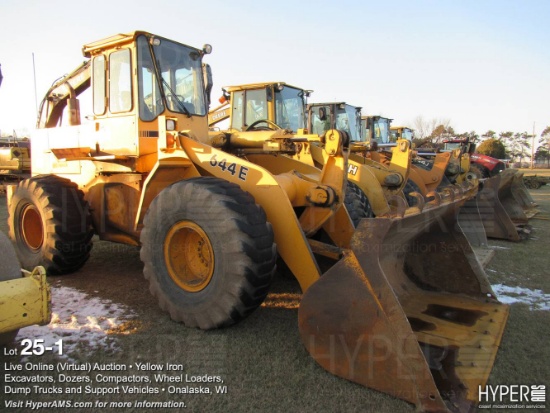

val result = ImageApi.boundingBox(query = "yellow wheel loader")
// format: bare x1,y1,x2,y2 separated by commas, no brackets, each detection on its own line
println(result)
309,109,487,247
362,115,464,191
0,134,31,192
391,125,415,141
7,31,509,412
364,116,534,243
0,229,50,345
208,85,413,219
306,102,412,210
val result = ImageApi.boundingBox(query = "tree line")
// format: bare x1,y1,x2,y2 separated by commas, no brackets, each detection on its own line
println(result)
411,116,550,166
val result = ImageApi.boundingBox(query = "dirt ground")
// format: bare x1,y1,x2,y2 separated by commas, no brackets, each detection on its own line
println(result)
1,180,549,413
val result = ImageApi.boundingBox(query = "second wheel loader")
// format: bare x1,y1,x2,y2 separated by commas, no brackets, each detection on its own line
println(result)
208,87,413,218
6,31,509,412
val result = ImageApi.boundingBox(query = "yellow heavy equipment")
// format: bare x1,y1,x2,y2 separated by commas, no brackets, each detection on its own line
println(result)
306,102,411,206
391,125,415,142
362,115,464,190
0,229,50,345
209,87,413,218
424,138,536,242
0,134,32,192
364,116,536,242
7,32,509,412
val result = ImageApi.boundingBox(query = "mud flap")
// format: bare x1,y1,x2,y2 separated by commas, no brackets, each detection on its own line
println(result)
299,204,509,412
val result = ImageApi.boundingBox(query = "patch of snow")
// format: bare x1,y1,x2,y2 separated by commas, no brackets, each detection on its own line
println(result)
16,285,136,360
492,284,550,311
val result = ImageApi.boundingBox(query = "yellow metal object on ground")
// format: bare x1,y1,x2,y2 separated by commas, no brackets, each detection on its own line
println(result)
0,267,51,334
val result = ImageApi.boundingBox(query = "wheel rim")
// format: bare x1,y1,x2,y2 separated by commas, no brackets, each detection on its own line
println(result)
164,221,214,292
21,204,44,251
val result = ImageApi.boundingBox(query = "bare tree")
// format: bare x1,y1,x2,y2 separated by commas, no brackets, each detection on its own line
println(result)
412,116,452,142
413,115,430,140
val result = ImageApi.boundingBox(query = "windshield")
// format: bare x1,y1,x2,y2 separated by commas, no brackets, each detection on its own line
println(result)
362,117,391,143
401,128,414,141
444,142,461,150
391,128,414,142
275,86,306,131
336,104,361,141
137,35,206,121
372,118,391,143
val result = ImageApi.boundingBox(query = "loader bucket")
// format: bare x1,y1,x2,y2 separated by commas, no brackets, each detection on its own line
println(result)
476,175,526,242
509,171,539,218
457,197,488,247
496,169,529,223
299,197,509,412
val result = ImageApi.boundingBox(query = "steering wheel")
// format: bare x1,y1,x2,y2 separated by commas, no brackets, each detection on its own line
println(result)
246,119,282,131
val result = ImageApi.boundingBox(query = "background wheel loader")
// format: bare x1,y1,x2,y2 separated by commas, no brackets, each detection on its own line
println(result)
208,85,414,219
309,109,488,247
364,116,536,243
6,31,509,412
362,115,465,191
440,137,537,241
0,132,32,192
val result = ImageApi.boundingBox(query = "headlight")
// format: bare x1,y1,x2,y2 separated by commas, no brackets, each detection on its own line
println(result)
166,119,176,131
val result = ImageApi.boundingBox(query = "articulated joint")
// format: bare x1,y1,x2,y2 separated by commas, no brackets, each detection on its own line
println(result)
306,185,338,207
383,173,403,187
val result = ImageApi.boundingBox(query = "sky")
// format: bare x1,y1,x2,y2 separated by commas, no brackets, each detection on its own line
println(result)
0,0,549,138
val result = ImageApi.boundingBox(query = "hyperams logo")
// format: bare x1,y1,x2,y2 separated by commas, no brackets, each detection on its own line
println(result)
478,385,546,410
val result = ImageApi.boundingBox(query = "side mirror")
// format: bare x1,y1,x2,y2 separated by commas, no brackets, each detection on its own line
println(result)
203,63,213,107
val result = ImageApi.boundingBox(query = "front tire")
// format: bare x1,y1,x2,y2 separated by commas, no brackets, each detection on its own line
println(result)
344,182,374,227
8,175,93,275
140,177,277,330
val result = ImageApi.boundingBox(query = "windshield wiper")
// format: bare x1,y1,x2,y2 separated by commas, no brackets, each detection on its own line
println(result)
160,77,192,118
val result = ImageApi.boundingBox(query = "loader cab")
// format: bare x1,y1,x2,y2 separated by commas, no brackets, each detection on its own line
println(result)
442,139,475,155
89,33,210,153
225,83,308,132
361,116,393,144
390,126,414,142
307,103,362,141
33,31,212,179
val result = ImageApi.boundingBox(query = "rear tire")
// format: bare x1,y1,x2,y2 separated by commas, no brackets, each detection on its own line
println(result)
0,230,23,345
140,177,277,330
8,175,93,275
